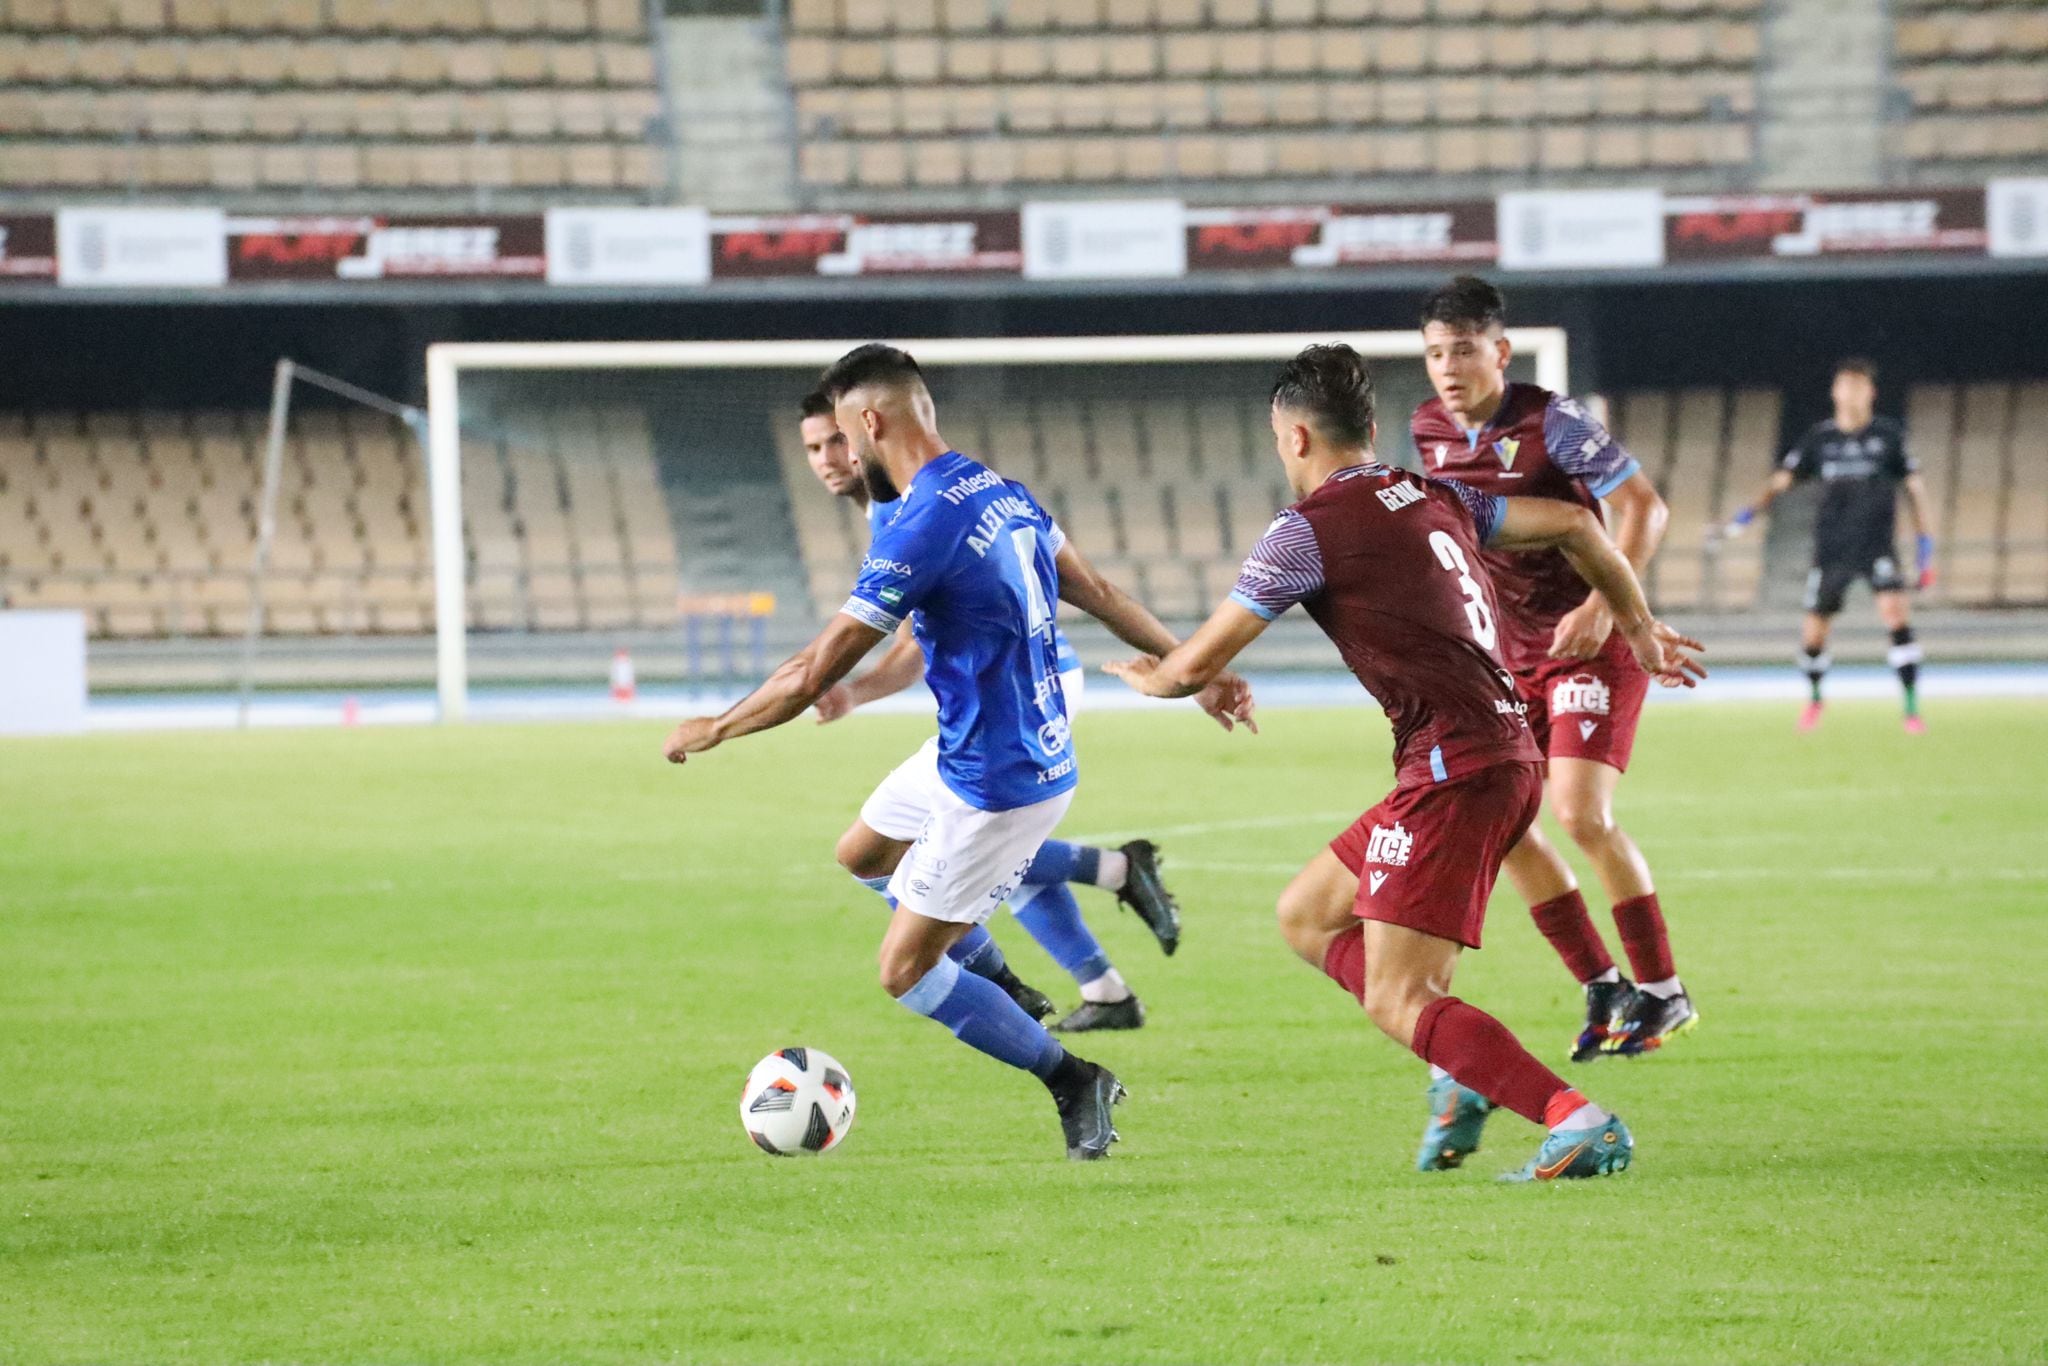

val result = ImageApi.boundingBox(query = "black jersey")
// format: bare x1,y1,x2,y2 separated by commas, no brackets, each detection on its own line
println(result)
1780,416,1915,564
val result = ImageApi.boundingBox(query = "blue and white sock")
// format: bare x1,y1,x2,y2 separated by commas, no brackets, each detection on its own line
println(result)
1010,882,1128,1002
898,955,1066,1078
1022,838,1128,892
856,873,1006,978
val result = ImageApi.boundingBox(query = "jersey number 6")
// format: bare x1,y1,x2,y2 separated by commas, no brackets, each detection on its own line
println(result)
1429,530,1498,651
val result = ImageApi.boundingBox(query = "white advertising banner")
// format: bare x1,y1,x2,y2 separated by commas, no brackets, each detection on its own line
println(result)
0,610,88,735
1497,190,1665,271
1021,200,1187,281
545,207,712,285
1986,178,2048,258
56,208,228,287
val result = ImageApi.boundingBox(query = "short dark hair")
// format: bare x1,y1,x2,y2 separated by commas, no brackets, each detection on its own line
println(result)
1836,357,1878,384
816,343,925,405
1271,343,1375,447
798,387,834,421
1419,274,1506,333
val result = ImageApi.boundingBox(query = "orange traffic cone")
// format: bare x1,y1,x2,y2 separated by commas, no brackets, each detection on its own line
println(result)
610,648,636,704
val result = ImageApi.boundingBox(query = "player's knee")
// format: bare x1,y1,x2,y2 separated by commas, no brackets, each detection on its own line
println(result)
836,828,895,881
876,947,929,999
1555,801,1618,849
1359,975,1431,1045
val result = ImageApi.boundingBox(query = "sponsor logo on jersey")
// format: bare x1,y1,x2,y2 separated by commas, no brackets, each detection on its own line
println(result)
861,555,916,578
1377,480,1426,512
935,468,1005,506
1493,437,1519,469
1551,674,1612,716
1037,756,1075,784
1364,821,1414,868
1036,715,1071,756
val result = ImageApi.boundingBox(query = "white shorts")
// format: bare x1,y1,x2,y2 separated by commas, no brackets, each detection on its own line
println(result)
888,782,1075,925
858,668,1083,842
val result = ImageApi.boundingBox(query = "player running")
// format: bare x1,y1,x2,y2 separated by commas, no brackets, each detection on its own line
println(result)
1720,358,1935,734
1106,344,1704,1179
667,345,1253,1160
1412,275,1696,1061
796,390,1181,1033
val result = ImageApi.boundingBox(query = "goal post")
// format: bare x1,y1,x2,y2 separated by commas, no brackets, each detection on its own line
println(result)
422,328,1569,722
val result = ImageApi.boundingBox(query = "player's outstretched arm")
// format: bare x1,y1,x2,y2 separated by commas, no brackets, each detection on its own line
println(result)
664,614,887,763
1103,599,1268,724
1056,539,1256,730
815,620,923,723
1723,468,1796,538
1902,473,1938,588
1491,499,1707,689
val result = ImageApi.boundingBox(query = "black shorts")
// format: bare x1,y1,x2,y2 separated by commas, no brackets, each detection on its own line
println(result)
1804,550,1904,616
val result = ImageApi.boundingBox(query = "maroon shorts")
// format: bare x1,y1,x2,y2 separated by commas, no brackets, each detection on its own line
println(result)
1329,761,1544,950
1518,633,1650,772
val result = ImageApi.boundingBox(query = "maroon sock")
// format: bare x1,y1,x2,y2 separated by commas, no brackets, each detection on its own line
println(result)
1411,996,1572,1126
1529,890,1616,984
1320,924,1365,1004
1612,893,1677,982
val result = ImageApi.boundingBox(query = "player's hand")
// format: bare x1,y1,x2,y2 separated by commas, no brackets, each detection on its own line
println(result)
1718,506,1757,541
1915,534,1937,591
662,717,721,764
1196,671,1259,735
1619,618,1708,689
813,683,855,724
1101,654,1163,694
1548,597,1614,662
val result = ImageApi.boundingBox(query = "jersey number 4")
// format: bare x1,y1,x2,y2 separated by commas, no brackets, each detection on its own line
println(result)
1429,530,1498,650
1010,527,1054,634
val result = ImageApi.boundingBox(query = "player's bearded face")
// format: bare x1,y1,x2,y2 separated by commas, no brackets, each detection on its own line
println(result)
858,450,900,504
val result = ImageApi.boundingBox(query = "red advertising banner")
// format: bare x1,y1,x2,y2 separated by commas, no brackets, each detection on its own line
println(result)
710,211,1022,279
1665,189,1988,260
0,213,58,282
225,215,547,281
1185,201,1497,272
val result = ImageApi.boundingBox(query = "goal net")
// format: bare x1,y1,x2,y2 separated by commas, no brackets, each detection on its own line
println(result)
423,330,1569,721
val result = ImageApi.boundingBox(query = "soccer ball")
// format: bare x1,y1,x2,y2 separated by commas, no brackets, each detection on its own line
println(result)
740,1047,856,1156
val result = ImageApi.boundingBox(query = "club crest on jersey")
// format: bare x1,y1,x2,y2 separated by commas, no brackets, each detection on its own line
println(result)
1551,674,1611,716
1493,437,1519,469
1364,821,1413,868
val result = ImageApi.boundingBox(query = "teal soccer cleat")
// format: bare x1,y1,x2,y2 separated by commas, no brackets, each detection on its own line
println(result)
1501,1113,1633,1182
1416,1074,1495,1171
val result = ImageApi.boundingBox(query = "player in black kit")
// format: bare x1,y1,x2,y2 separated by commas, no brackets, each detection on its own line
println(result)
1722,359,1936,733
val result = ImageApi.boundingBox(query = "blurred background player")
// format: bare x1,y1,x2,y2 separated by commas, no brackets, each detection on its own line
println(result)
795,389,1182,1033
1412,276,1696,1061
1722,359,1936,734
1106,344,1704,1180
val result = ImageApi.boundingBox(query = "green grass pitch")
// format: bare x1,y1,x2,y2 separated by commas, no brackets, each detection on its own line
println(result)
3,699,2045,1364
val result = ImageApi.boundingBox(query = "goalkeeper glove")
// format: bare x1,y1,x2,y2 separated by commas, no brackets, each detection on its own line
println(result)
1915,533,1936,590
1723,506,1757,539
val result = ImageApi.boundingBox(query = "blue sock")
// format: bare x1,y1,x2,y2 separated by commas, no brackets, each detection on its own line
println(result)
1010,882,1113,985
1021,838,1099,887
899,955,1065,1078
857,874,1005,978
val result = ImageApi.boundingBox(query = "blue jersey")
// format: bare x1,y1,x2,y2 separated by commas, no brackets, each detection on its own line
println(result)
844,453,1078,811
869,494,1079,673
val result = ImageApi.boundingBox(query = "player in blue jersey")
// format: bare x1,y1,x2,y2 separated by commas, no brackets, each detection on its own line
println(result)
668,345,1255,1159
797,389,1181,1032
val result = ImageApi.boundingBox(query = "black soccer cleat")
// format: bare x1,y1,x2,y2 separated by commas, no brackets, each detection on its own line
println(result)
1570,975,1636,1063
1049,1058,1127,1161
1604,986,1699,1058
1115,839,1182,956
1049,995,1146,1033
989,968,1056,1022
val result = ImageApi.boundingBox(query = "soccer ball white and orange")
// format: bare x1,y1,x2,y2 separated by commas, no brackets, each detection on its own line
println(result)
740,1047,856,1156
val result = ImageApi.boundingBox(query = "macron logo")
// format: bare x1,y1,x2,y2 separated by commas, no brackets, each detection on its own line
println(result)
1368,871,1390,895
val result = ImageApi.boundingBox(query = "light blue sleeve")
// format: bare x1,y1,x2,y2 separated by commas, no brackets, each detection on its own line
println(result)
1437,479,1509,546
1544,394,1640,499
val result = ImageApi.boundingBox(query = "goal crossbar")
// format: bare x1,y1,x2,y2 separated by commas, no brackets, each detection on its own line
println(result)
422,329,1569,721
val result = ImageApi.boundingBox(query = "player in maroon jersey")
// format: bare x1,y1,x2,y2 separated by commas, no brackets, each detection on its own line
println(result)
1106,345,1704,1179
1413,275,1696,1061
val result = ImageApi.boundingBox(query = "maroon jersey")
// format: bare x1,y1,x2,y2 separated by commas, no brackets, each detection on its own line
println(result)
1229,463,1540,788
1410,383,1642,673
